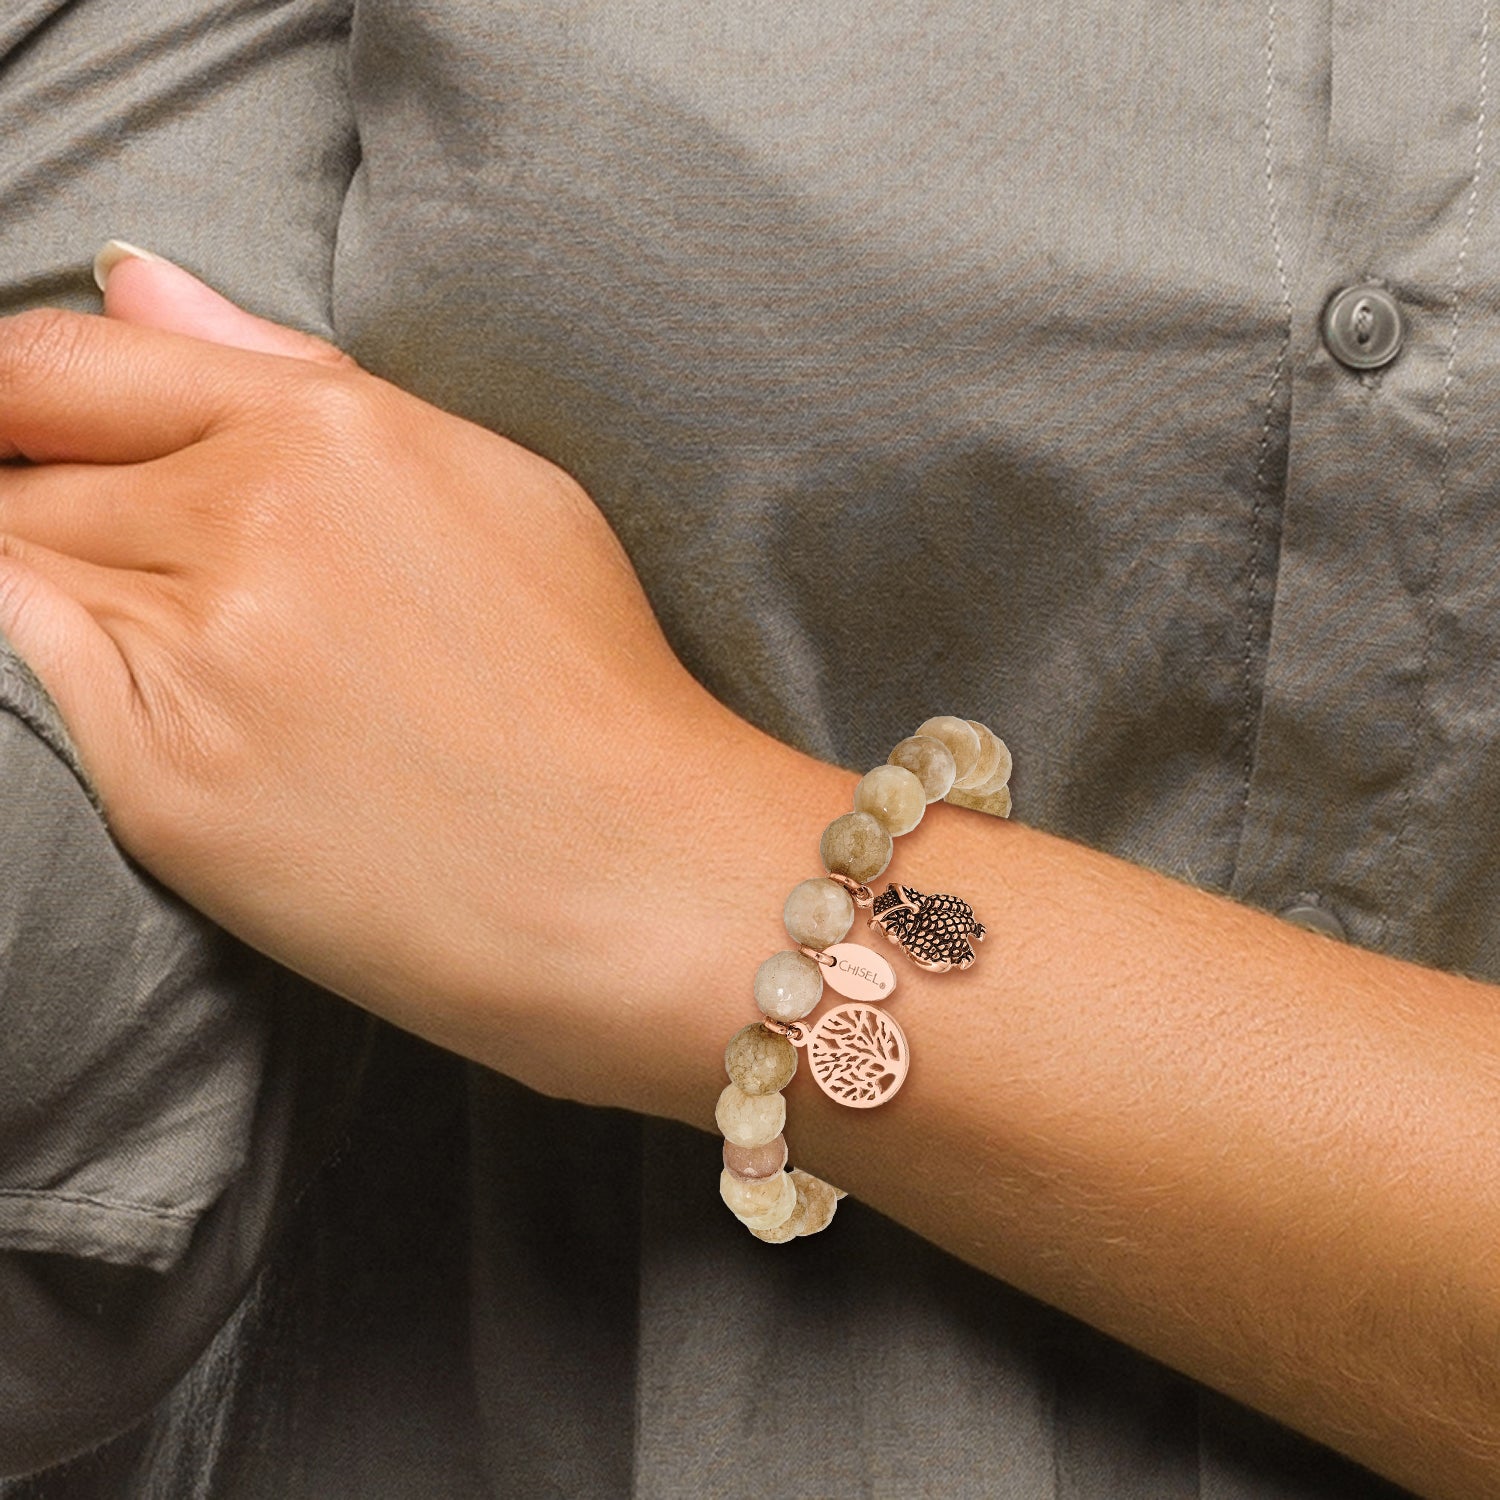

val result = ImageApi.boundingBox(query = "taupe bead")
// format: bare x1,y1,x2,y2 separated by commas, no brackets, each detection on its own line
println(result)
749,1169,847,1242
719,1166,790,1218
754,949,824,1022
854,763,926,836
724,1022,798,1094
963,721,1008,791
819,810,893,882
789,1171,844,1235
748,1203,802,1242
914,715,982,785
945,782,1012,819
783,877,854,949
724,1133,788,1181
747,1187,804,1242
888,734,957,802
730,1168,799,1231
715,1083,786,1147
971,728,1012,793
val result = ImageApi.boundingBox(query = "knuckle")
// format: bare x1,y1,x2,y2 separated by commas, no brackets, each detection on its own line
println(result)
0,307,91,394
299,368,378,435
0,531,39,574
250,369,380,492
0,548,40,620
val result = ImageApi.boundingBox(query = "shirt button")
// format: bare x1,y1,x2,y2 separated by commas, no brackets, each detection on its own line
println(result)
1322,285,1405,371
1280,902,1347,941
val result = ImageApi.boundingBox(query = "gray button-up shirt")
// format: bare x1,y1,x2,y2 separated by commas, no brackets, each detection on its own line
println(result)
2,0,1481,1494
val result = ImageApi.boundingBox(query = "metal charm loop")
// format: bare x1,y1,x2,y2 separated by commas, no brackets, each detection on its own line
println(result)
797,944,837,968
760,1017,808,1046
826,871,874,907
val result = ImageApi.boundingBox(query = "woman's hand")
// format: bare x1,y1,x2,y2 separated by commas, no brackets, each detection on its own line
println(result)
0,252,763,1107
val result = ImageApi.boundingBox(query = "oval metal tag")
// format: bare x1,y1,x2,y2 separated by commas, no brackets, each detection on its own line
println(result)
819,943,897,1002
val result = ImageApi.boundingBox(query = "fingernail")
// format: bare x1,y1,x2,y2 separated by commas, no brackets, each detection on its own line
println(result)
92,239,169,293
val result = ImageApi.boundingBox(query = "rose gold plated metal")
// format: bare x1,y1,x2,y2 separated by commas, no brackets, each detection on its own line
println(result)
805,1002,909,1106
825,871,874,907
818,942,897,1002
797,944,838,968
760,1017,807,1045
868,881,985,972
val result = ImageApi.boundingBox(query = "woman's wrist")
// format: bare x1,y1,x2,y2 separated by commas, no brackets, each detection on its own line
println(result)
588,703,863,1126
386,685,856,1117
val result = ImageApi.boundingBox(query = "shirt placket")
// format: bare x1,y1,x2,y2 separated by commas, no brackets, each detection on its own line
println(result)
1231,0,1496,965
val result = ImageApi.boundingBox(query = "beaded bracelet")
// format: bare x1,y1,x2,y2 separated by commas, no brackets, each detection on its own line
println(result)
716,715,1012,1242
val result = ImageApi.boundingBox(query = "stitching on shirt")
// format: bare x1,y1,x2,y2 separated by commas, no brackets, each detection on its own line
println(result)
1387,3,1490,950
0,1186,197,1224
1241,0,1295,825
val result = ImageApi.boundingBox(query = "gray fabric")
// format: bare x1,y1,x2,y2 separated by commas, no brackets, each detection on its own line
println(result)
0,0,367,1477
0,710,263,1272
0,0,356,1266
0,0,353,334
0,0,1479,1493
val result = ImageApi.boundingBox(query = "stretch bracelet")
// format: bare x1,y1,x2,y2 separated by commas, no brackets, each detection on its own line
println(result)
716,715,1012,1242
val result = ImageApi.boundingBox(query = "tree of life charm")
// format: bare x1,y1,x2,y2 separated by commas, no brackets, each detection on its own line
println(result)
797,1002,909,1108
868,882,985,972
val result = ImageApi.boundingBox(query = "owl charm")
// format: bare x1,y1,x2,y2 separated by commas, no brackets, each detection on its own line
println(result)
869,882,985,972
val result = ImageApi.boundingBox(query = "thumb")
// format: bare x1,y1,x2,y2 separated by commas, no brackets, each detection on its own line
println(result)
94,240,348,366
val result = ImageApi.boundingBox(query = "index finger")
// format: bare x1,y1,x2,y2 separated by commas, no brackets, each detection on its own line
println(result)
0,307,290,464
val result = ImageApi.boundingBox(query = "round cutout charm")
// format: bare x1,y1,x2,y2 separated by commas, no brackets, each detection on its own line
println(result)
805,1002,909,1108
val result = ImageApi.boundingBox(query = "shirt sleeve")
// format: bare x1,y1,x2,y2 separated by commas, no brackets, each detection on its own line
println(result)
0,651,268,1274
0,644,370,1478
0,964,371,1480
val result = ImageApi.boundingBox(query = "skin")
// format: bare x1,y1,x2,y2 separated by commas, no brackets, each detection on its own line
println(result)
1,254,1498,1496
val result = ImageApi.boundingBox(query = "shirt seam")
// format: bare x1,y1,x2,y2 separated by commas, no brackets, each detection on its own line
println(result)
0,1186,198,1225
1384,1,1490,951
1239,0,1294,851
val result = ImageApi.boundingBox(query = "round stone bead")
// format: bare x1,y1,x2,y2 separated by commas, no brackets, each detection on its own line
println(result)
788,1171,843,1235
720,1166,790,1217
887,734,957,802
915,715,982,786
977,730,1012,792
819,810,892,882
727,1168,799,1231
964,721,1009,791
715,1083,786,1147
748,1202,802,1243
749,1169,847,1242
945,782,1012,819
754,949,824,1022
783,877,854,949
723,1133,788,1181
854,763,926,836
724,1022,797,1095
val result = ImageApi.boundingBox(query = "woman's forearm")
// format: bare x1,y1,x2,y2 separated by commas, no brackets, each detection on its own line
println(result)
579,715,1500,1500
